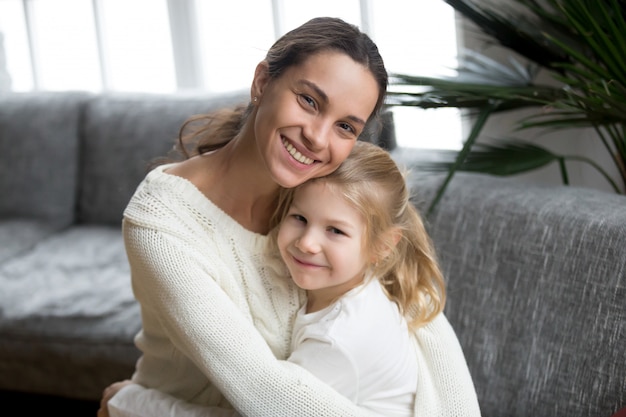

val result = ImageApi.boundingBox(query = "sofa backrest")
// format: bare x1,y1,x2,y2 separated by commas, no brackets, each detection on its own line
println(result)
77,91,248,225
0,92,91,227
411,172,626,417
1,90,396,228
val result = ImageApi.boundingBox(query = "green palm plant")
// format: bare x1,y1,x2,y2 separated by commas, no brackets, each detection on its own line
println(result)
387,0,626,214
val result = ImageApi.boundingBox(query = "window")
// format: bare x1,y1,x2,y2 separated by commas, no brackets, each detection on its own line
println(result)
0,0,461,149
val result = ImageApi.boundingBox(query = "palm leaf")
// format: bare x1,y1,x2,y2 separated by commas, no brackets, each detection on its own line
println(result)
387,51,565,113
416,139,560,175
416,138,622,192
442,0,571,72
388,0,626,209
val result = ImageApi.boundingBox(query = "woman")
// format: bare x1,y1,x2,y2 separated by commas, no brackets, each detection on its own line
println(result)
101,17,480,417
101,16,389,417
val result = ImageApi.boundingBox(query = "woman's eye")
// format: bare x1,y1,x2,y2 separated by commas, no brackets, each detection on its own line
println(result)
299,94,316,110
338,122,355,134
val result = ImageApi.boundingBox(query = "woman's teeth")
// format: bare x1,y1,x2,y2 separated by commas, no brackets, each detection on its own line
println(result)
282,139,314,165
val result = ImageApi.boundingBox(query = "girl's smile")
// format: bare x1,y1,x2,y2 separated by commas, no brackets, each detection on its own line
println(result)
277,180,369,312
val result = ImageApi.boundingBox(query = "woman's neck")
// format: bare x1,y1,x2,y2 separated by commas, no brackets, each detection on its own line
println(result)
168,133,280,235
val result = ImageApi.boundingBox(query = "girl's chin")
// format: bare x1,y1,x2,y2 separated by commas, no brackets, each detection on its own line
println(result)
290,277,318,291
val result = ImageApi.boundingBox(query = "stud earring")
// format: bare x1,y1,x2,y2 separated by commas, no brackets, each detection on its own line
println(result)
253,96,258,103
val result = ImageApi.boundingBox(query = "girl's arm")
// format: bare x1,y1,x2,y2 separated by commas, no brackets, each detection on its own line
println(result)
121,221,377,417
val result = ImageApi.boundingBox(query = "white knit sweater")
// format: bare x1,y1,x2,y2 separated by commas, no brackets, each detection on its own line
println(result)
109,164,482,417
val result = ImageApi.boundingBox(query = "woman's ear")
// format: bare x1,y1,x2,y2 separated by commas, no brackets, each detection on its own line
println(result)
251,60,270,101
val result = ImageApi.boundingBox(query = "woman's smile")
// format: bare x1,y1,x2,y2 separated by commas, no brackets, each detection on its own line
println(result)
281,137,316,165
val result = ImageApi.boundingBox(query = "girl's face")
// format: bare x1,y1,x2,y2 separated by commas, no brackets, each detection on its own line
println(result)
252,51,379,189
277,181,370,311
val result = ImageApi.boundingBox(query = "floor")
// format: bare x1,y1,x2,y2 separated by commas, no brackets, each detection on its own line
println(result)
0,390,100,416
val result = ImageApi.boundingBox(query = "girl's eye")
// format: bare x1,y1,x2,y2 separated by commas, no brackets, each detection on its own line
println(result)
293,214,307,224
329,227,345,236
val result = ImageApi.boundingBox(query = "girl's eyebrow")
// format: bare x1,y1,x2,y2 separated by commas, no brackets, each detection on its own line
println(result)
290,199,356,231
327,218,356,231
297,79,367,127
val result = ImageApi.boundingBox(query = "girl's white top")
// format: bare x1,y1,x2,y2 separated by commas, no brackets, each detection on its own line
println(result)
289,278,417,417
108,163,482,417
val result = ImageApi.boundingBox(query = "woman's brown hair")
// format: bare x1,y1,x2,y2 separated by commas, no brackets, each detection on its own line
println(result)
172,17,388,160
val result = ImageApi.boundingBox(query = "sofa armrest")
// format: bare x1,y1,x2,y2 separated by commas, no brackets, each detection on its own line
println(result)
409,172,626,417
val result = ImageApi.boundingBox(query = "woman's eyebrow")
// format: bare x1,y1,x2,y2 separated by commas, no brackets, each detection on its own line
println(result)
297,79,366,127
298,79,328,104
347,115,366,127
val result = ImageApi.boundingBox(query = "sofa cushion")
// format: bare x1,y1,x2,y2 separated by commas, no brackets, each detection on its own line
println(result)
0,225,140,400
0,92,90,227
411,172,626,417
78,91,248,225
0,220,64,264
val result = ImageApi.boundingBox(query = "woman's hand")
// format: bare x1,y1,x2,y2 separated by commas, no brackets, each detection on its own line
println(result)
97,379,133,417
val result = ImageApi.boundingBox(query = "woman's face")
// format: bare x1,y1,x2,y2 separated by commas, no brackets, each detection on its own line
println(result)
252,51,379,189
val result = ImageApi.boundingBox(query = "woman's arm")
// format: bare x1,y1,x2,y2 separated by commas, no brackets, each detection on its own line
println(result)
106,383,241,417
123,221,377,417
412,313,482,417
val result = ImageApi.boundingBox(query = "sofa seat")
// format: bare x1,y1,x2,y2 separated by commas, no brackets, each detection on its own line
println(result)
0,225,140,399
0,90,249,401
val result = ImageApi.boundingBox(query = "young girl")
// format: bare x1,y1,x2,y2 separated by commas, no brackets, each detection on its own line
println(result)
105,141,481,417
267,140,449,416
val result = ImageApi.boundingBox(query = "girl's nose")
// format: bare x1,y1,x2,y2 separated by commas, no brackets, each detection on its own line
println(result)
295,228,321,253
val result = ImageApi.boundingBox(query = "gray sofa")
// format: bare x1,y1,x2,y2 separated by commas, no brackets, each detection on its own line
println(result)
0,91,624,417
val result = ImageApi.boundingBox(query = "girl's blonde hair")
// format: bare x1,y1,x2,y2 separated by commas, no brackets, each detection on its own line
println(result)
269,141,446,329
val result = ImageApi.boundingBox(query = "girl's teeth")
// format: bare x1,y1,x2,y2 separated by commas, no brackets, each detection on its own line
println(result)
283,139,314,165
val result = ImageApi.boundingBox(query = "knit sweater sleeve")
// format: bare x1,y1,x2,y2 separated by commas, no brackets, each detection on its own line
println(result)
412,313,482,417
108,384,241,417
122,219,378,417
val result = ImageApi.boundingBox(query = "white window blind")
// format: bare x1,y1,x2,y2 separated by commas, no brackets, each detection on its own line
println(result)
0,0,462,149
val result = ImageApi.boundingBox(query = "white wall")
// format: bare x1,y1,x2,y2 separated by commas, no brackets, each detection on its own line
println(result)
0,32,11,91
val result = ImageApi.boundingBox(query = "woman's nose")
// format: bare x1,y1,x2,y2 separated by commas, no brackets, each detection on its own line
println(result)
303,118,330,151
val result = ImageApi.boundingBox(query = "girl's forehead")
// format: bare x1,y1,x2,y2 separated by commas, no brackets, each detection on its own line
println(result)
294,181,355,211
295,180,338,198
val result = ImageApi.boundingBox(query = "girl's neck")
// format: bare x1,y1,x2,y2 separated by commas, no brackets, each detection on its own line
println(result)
305,277,366,313
305,295,334,314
